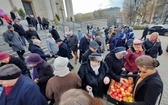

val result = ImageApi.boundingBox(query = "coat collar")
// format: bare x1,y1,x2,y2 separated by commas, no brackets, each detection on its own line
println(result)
134,71,159,97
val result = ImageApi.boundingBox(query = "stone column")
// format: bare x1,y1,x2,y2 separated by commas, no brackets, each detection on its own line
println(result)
43,0,54,20
64,0,74,21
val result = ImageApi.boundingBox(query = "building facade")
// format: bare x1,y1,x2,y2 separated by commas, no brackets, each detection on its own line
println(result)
0,0,74,21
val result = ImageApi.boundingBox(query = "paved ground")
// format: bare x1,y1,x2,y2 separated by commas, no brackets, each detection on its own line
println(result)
0,21,168,104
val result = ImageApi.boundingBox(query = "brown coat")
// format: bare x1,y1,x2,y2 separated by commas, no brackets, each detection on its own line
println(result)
46,71,82,105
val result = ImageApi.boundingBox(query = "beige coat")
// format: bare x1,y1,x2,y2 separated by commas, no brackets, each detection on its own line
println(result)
46,71,81,105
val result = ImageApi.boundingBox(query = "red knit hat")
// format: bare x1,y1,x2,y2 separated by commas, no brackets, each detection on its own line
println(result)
0,52,10,60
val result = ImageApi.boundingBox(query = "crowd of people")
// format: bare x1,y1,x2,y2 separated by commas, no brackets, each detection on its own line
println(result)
0,12,164,105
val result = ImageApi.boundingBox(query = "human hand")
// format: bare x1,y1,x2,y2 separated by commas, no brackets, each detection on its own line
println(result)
122,68,126,71
104,76,110,85
86,85,92,92
120,78,128,85
34,78,39,83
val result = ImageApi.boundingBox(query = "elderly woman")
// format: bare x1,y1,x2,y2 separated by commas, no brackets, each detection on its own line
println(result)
78,52,111,98
25,53,54,99
124,39,145,74
105,47,127,76
29,39,52,61
46,57,81,105
46,33,59,56
143,32,163,59
120,55,163,105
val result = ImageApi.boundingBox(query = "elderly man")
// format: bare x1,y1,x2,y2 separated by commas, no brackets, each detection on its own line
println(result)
3,25,25,61
13,19,27,46
26,24,41,43
0,64,48,105
68,31,78,64
82,40,99,63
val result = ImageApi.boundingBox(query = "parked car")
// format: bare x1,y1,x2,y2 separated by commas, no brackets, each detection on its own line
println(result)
149,25,168,36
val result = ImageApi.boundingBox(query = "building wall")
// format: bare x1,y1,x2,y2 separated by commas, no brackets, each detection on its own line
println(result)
31,0,47,17
0,0,72,21
0,0,13,15
64,0,74,21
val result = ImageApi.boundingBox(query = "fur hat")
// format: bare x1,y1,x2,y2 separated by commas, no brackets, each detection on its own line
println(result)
0,52,10,60
25,53,43,64
0,64,21,80
89,52,103,61
53,57,70,77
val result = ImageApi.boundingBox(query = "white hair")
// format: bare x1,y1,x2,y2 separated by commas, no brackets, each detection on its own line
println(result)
33,39,41,45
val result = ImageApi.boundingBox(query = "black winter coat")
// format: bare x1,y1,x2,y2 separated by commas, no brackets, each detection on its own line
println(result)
26,29,41,41
13,24,26,36
68,35,78,51
79,36,89,52
104,51,123,82
50,29,60,41
57,42,72,59
29,44,50,61
0,56,28,75
78,61,110,98
143,39,163,58
120,71,163,105
36,60,54,96
82,49,93,63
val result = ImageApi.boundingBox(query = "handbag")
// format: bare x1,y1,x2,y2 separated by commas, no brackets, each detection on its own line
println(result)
145,43,156,54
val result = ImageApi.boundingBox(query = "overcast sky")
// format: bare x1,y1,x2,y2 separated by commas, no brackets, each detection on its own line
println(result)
72,0,124,14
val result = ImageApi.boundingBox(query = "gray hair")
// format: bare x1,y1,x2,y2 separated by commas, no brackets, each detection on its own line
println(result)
33,39,41,45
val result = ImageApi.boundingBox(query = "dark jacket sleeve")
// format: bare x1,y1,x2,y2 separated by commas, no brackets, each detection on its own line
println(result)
13,57,28,74
78,64,87,90
33,49,50,59
104,56,120,82
158,42,163,55
38,64,53,84
36,32,41,40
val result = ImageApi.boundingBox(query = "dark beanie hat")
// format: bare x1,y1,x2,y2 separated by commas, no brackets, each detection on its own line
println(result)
7,25,13,29
0,52,10,60
56,39,62,43
0,64,21,80
89,40,99,49
28,24,33,27
52,26,55,29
